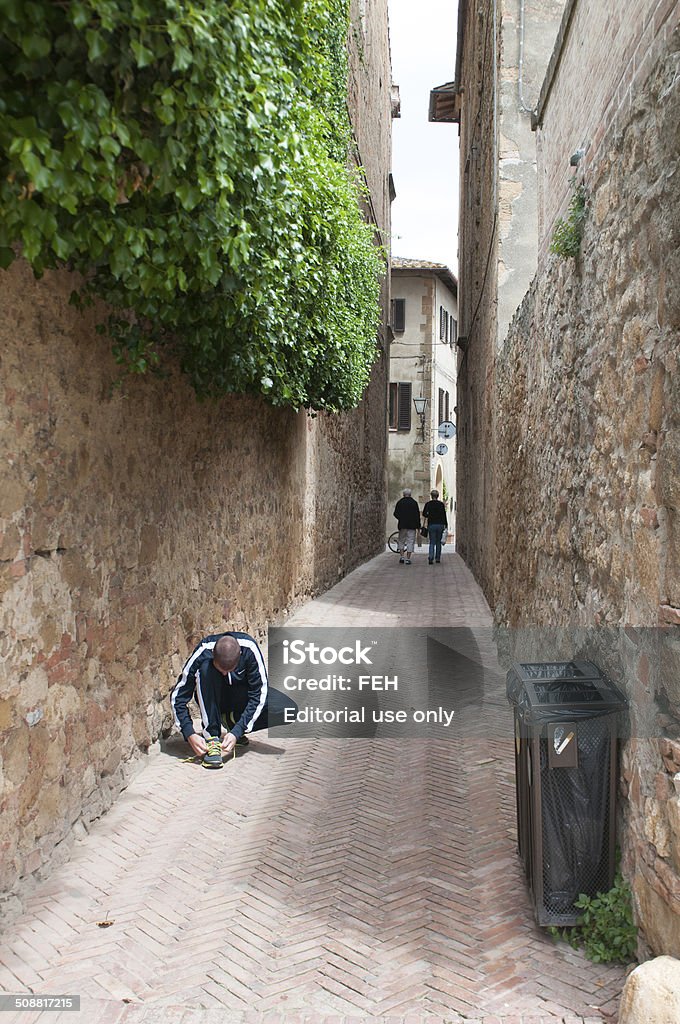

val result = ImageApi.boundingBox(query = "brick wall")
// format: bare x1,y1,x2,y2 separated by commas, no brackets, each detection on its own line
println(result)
535,0,680,251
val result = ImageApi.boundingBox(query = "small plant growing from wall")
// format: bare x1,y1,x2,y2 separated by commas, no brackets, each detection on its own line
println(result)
548,867,638,964
550,180,588,259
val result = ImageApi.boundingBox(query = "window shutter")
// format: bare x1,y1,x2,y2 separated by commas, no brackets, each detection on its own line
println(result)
451,318,458,345
397,382,412,431
439,305,445,339
388,382,398,429
392,298,405,332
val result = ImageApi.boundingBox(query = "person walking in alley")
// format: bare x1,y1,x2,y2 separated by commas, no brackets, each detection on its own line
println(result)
422,489,448,564
171,630,296,769
393,488,421,564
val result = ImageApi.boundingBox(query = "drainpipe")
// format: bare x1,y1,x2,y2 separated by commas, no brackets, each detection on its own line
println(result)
518,0,536,116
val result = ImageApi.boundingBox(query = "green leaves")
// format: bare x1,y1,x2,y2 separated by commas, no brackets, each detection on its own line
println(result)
550,180,588,260
549,868,638,963
20,35,51,59
0,0,383,411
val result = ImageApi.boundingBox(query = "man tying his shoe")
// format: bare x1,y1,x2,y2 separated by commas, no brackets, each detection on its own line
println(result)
171,631,294,769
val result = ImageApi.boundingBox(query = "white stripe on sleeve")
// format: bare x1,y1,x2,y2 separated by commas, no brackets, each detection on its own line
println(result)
239,637,268,734
170,641,215,730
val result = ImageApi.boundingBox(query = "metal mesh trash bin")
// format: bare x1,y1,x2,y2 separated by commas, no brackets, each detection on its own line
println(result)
506,661,627,927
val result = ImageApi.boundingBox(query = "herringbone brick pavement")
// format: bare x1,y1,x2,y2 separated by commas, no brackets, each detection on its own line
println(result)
0,552,627,1023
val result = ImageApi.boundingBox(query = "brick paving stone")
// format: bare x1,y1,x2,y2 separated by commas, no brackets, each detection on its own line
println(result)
0,552,627,1024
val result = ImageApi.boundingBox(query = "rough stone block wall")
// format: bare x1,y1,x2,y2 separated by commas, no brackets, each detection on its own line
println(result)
0,0,392,916
494,25,680,953
0,259,387,917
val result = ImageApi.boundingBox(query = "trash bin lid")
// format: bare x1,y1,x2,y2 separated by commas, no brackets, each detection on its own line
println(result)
506,660,627,719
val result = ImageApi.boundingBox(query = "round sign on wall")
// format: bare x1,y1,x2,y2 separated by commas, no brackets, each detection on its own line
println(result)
438,420,456,439
435,443,448,456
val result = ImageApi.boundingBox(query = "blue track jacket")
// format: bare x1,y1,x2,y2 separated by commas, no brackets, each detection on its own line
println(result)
171,631,268,741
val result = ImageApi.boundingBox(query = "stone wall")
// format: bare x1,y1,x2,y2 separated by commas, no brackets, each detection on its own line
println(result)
0,0,392,918
455,0,500,601
0,259,388,916
456,0,573,598
493,23,680,954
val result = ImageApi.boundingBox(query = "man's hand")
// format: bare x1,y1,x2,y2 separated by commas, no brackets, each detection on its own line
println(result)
221,733,237,755
187,734,207,757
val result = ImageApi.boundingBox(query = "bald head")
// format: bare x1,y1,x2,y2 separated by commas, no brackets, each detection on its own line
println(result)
213,635,241,673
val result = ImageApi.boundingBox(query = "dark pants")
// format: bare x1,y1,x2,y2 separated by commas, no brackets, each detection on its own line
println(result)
197,662,298,738
428,523,446,562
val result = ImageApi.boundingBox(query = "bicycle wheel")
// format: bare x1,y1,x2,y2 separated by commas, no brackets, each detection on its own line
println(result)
387,531,401,553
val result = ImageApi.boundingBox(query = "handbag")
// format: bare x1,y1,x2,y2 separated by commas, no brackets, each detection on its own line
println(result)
420,526,428,538
441,529,448,545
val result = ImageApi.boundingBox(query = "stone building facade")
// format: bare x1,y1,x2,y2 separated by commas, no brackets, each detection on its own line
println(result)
450,0,680,954
0,0,394,919
387,259,458,539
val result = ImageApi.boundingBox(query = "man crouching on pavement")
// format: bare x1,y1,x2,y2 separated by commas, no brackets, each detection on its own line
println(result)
171,631,296,769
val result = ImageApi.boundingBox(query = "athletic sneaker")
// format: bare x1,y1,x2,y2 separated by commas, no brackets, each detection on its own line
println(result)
202,737,224,769
405,558,411,565
399,557,405,564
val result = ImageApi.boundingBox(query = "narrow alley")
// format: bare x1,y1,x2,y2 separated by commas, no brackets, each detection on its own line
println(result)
0,551,626,1024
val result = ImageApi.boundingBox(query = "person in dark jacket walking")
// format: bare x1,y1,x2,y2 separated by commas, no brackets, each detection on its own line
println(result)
422,489,448,564
171,630,296,769
393,488,421,564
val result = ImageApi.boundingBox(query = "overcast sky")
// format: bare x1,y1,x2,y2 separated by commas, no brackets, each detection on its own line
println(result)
388,0,459,274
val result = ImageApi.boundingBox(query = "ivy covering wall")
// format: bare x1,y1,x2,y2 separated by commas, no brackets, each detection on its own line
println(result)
0,0,384,410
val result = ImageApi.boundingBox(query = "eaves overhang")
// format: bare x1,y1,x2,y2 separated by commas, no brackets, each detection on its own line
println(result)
392,258,458,299
428,0,468,126
428,81,460,124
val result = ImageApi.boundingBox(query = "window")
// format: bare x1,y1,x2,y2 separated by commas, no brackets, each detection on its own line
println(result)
438,388,450,425
391,298,405,333
441,307,451,343
389,381,412,431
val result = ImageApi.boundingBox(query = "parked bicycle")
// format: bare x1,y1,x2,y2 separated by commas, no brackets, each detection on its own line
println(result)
387,530,401,553
388,528,451,553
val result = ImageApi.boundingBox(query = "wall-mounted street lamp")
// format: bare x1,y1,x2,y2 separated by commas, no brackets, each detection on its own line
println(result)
413,396,427,442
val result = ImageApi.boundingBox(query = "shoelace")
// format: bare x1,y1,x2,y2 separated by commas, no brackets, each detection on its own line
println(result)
181,742,237,764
